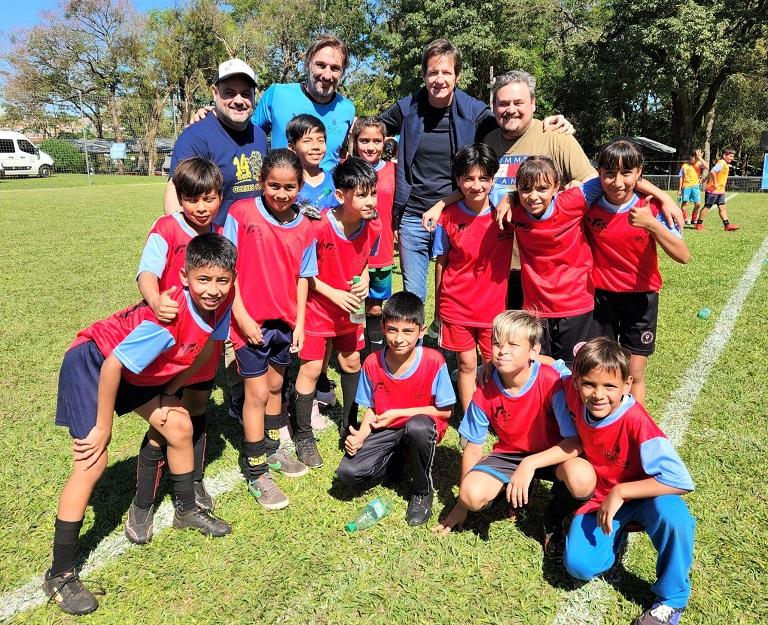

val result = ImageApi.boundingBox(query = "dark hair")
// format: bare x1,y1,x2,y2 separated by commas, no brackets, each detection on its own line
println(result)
304,34,349,74
173,157,224,201
332,156,377,192
185,232,237,272
452,143,499,180
723,147,736,156
286,113,326,145
383,137,398,161
571,337,631,381
382,291,425,327
421,38,462,77
260,148,304,187
516,156,561,192
597,138,644,171
350,117,387,157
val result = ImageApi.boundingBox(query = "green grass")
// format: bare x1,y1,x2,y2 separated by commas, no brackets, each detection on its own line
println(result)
0,185,766,624
0,173,166,191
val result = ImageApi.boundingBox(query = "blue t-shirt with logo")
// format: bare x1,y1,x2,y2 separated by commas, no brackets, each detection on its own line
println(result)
253,83,355,170
169,113,268,225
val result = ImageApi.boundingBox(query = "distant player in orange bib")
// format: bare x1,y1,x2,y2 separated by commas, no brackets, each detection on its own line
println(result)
693,148,740,231
677,149,707,225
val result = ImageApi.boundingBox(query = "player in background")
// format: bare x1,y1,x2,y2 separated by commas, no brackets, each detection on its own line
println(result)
693,147,740,231
677,149,707,226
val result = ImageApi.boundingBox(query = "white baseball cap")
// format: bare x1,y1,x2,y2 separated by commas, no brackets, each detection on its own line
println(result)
214,59,256,86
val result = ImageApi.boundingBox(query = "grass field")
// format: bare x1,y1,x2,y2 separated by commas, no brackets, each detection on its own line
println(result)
0,179,766,624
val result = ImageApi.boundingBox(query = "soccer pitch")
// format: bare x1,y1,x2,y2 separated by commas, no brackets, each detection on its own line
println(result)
0,177,766,624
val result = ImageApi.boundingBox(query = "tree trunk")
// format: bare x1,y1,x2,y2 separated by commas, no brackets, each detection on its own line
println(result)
671,90,694,159
144,95,168,176
703,98,717,166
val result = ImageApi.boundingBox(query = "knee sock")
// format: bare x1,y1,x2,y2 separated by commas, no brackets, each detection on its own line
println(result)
293,391,315,441
723,218,730,226
543,480,594,533
50,518,83,577
134,436,165,509
317,372,331,393
340,370,361,435
365,314,384,352
190,414,207,483
242,440,267,479
169,470,196,513
265,413,287,456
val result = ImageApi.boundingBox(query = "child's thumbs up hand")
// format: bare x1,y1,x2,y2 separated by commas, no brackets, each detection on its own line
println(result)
628,196,657,231
151,285,180,323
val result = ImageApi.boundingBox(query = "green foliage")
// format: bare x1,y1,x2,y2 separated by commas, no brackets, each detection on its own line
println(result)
38,139,87,173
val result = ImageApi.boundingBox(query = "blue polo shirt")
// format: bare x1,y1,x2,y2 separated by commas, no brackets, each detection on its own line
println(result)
169,113,267,225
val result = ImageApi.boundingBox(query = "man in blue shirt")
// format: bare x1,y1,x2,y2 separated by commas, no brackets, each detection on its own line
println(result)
164,59,267,226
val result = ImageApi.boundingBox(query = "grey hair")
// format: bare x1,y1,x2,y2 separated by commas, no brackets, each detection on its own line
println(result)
492,70,536,102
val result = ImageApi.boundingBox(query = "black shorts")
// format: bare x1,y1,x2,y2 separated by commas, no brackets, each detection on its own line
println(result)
593,290,658,356
704,192,726,206
234,320,293,377
470,451,557,484
540,310,598,365
506,269,523,310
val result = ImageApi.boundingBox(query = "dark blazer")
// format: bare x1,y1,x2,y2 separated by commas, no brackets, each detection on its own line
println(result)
380,87,497,215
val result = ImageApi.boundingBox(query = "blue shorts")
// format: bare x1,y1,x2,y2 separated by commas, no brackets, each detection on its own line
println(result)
681,186,700,203
368,267,393,301
234,320,293,377
471,451,557,483
55,341,170,439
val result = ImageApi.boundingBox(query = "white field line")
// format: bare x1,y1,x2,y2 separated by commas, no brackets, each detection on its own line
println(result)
0,467,242,622
553,198,768,625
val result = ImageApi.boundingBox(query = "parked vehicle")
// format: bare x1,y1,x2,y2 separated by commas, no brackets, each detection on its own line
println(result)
0,131,54,177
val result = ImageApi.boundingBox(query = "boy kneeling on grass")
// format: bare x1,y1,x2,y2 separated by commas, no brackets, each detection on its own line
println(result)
434,310,596,546
336,291,456,525
561,337,695,625
43,233,236,616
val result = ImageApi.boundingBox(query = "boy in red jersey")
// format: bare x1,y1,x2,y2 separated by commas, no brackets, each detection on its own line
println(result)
224,149,318,510
584,139,690,403
294,157,381,468
126,158,225,544
337,291,455,525
433,143,515,412
561,338,695,625
43,234,236,616
434,310,595,546
350,117,396,353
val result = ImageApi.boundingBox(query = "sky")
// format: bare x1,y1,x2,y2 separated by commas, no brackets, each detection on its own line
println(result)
2,0,179,32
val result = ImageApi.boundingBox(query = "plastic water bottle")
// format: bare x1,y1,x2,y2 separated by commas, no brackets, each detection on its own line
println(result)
697,307,711,320
345,497,393,532
349,276,366,324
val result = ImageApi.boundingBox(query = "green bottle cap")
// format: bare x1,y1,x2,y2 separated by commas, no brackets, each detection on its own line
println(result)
353,276,361,284
345,522,358,532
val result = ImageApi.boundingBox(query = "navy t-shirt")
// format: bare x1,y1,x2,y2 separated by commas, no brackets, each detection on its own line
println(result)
407,104,453,215
169,113,268,225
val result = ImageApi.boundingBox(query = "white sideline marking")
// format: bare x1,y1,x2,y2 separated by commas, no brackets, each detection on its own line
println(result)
553,220,767,624
0,468,242,622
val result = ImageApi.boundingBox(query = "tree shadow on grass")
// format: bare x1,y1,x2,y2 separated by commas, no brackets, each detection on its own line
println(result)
78,389,233,562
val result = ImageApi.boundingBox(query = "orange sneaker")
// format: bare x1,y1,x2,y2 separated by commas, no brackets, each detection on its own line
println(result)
694,223,704,231
724,223,741,231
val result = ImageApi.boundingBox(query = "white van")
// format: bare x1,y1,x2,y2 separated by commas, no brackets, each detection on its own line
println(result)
0,131,55,177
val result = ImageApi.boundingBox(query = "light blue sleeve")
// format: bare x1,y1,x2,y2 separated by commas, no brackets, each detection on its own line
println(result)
431,364,457,407
640,437,695,491
112,320,176,374
580,177,604,205
300,240,318,277
711,162,723,173
489,183,508,206
457,401,489,446
252,86,273,133
431,223,450,257
678,167,684,178
211,304,232,340
655,212,684,238
136,233,169,279
551,359,572,379
551,388,577,437
355,369,374,408
223,214,239,247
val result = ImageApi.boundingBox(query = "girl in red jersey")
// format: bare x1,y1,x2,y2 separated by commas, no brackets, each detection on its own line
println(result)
584,139,690,403
351,117,397,353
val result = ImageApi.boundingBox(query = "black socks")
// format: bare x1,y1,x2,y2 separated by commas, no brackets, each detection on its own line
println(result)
169,470,196,513
340,370,361,435
134,436,165,509
365,314,384,352
265,412,287,456
191,413,207,483
242,440,267,479
293,391,315,441
50,518,83,577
